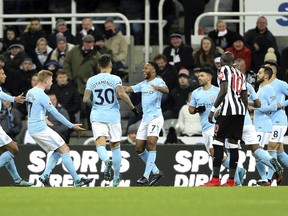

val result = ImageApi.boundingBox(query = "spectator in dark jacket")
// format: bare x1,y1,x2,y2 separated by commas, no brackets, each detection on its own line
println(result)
154,54,178,91
47,93,70,143
47,19,75,49
74,17,101,45
11,58,37,96
49,70,81,123
208,20,237,50
0,26,19,53
0,99,22,140
163,68,196,120
29,37,53,71
2,41,28,93
20,18,47,56
163,33,194,72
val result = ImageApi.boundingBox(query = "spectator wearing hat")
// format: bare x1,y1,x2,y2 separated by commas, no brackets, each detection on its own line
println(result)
50,35,74,69
226,33,252,70
163,33,194,72
11,58,37,96
194,36,223,69
11,58,37,118
264,47,277,63
0,26,19,53
208,20,237,50
121,126,137,145
2,41,28,93
29,37,53,71
20,18,47,57
47,19,75,50
94,33,113,56
44,60,59,81
104,19,128,77
162,68,196,120
74,17,102,45
63,34,100,96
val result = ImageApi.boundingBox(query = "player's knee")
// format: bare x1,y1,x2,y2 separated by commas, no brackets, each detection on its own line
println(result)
146,141,156,151
135,145,144,154
9,141,19,156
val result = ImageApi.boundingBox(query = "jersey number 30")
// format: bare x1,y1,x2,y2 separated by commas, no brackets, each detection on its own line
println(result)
95,88,115,105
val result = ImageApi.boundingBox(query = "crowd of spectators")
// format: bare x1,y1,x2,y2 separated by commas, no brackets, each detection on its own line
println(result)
0,0,287,142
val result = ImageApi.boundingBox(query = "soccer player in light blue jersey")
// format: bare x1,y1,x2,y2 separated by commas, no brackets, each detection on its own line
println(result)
0,68,33,186
253,65,283,185
26,70,93,187
83,54,139,187
242,82,283,186
189,67,246,186
265,61,288,185
189,67,219,156
124,61,169,186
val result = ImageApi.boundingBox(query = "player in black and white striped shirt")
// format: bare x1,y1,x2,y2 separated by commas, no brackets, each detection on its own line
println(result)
205,52,248,186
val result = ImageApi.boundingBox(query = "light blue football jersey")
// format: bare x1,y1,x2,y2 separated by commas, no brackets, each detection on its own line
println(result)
254,84,277,132
269,78,288,126
190,85,219,131
132,77,166,122
244,83,258,125
0,87,15,111
86,73,122,124
26,87,73,134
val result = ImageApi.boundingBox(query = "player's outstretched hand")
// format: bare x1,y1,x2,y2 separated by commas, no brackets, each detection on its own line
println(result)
131,108,141,117
72,124,86,131
14,93,25,104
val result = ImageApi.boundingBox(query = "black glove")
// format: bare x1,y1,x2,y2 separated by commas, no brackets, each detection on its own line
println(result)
195,105,206,113
131,108,141,117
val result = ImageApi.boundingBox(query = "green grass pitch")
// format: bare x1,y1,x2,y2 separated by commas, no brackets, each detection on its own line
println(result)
0,187,287,216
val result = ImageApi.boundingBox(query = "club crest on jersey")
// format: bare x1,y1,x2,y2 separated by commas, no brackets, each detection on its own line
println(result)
210,95,216,102
217,71,224,80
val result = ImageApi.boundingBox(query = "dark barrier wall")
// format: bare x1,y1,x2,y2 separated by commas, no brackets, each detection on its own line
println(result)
1,145,287,187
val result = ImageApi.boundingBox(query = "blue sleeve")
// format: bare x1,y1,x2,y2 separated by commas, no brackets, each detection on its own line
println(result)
158,78,167,88
280,80,288,96
190,91,197,107
131,82,142,93
0,91,15,103
114,76,122,87
48,107,74,129
247,83,258,101
281,100,288,108
86,78,93,91
258,93,277,112
42,96,73,128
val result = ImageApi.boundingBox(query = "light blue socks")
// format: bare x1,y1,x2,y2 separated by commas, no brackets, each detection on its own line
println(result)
143,151,156,179
138,149,159,174
111,146,121,180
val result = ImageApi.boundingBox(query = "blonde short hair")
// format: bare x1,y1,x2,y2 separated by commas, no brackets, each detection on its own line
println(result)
37,70,53,82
